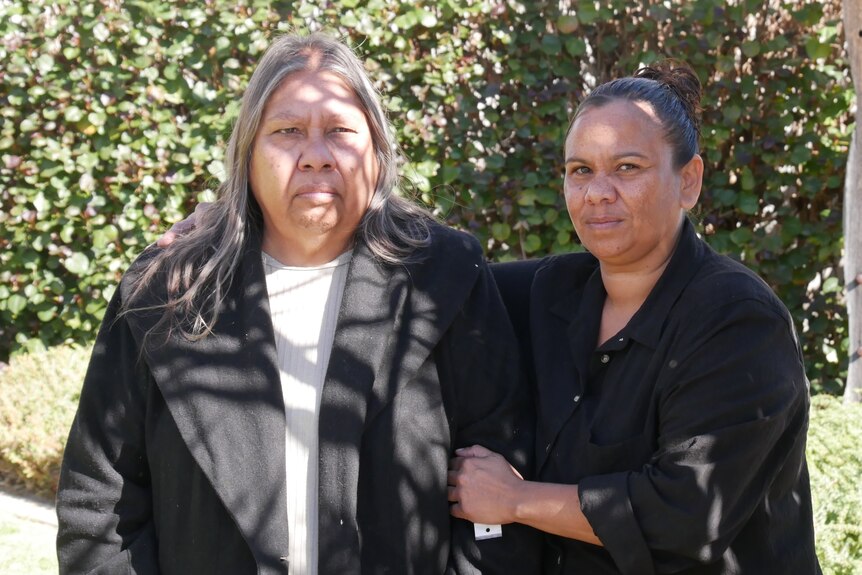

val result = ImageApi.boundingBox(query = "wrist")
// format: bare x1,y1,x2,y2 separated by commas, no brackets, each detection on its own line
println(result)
508,479,532,524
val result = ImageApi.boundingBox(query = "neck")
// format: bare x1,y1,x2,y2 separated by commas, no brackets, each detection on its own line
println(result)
262,231,354,267
597,246,675,346
600,258,669,311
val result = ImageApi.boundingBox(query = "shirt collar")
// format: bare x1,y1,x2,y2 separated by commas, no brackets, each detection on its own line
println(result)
623,217,706,348
551,218,707,351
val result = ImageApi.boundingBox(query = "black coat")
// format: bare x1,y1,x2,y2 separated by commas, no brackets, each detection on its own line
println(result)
56,222,541,574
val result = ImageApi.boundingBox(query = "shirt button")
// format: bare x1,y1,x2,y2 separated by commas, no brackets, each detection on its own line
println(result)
573,395,580,402
600,353,610,364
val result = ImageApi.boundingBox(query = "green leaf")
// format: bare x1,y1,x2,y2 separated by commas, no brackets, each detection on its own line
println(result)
576,2,599,24
63,252,91,275
417,8,438,28
741,41,760,58
722,105,741,122
737,194,759,215
393,10,419,30
541,35,562,55
491,222,511,241
805,37,830,60
523,234,542,253
557,15,578,34
730,227,752,245
565,37,587,57
37,307,57,322
7,294,27,315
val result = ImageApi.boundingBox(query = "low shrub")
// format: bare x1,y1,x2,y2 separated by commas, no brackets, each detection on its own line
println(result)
808,394,862,575
0,345,860,574
0,344,90,498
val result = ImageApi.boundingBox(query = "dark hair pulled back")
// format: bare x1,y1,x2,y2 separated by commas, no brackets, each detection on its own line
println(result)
570,60,703,168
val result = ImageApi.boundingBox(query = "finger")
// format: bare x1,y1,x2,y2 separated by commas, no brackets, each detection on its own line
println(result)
193,201,212,217
447,470,459,486
456,444,493,458
156,230,177,248
449,502,465,519
448,457,465,472
447,486,458,502
173,219,194,234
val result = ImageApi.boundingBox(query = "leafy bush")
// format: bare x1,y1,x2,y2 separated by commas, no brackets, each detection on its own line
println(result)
0,0,852,393
808,394,862,575
0,344,90,498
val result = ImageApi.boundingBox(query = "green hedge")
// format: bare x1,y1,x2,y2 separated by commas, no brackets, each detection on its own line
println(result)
0,0,853,392
1,344,859,572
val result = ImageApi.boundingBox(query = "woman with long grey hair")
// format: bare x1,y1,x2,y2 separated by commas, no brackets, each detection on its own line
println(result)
56,32,540,575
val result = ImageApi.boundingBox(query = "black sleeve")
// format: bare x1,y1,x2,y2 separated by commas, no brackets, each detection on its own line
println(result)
56,286,160,574
490,259,542,382
441,261,543,574
580,299,811,574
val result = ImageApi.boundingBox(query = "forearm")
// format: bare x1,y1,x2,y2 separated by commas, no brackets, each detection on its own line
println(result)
509,481,602,546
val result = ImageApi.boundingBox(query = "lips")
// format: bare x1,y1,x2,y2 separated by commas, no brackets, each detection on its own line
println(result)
293,184,339,203
584,215,624,229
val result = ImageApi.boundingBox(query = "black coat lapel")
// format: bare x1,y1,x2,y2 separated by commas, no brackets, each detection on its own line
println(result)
130,240,289,572
316,240,400,574
316,227,483,574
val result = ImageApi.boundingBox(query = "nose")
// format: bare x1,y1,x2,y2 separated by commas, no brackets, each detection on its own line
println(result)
299,133,334,171
584,173,616,205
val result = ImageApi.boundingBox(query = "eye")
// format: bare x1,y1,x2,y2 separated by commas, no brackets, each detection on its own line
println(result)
330,126,357,134
566,165,590,176
618,163,640,172
274,127,300,135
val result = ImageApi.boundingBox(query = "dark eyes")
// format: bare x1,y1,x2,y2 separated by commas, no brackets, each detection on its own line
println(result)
274,127,355,135
565,163,639,175
565,166,591,176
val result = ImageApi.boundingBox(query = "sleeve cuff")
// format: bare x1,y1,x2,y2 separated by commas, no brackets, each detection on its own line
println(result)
579,473,655,575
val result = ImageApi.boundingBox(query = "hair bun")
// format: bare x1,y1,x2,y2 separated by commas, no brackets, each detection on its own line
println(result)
635,60,702,134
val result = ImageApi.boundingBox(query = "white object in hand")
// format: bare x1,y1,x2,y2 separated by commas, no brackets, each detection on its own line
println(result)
474,523,503,540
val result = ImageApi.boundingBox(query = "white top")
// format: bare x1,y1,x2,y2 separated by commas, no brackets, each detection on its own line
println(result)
262,249,352,575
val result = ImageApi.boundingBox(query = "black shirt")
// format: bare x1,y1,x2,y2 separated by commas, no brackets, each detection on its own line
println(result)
527,219,821,575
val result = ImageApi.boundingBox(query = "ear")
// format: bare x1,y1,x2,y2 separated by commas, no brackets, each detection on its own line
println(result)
678,153,703,210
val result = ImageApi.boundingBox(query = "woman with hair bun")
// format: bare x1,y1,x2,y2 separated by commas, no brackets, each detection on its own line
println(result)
448,61,821,574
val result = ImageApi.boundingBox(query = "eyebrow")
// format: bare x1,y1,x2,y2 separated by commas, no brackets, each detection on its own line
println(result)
260,110,363,125
565,151,650,164
261,111,303,123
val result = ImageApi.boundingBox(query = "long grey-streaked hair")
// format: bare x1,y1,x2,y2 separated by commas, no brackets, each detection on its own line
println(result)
124,32,432,340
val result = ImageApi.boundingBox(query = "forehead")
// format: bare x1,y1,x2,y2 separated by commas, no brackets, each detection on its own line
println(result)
566,99,664,152
262,69,366,119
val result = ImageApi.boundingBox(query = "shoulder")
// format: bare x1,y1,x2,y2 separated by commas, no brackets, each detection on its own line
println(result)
117,244,166,305
685,245,790,322
425,220,484,261
404,221,486,280
533,251,599,299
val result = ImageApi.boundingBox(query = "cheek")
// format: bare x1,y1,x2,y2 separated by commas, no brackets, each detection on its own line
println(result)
250,146,288,191
563,181,583,213
353,145,379,205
